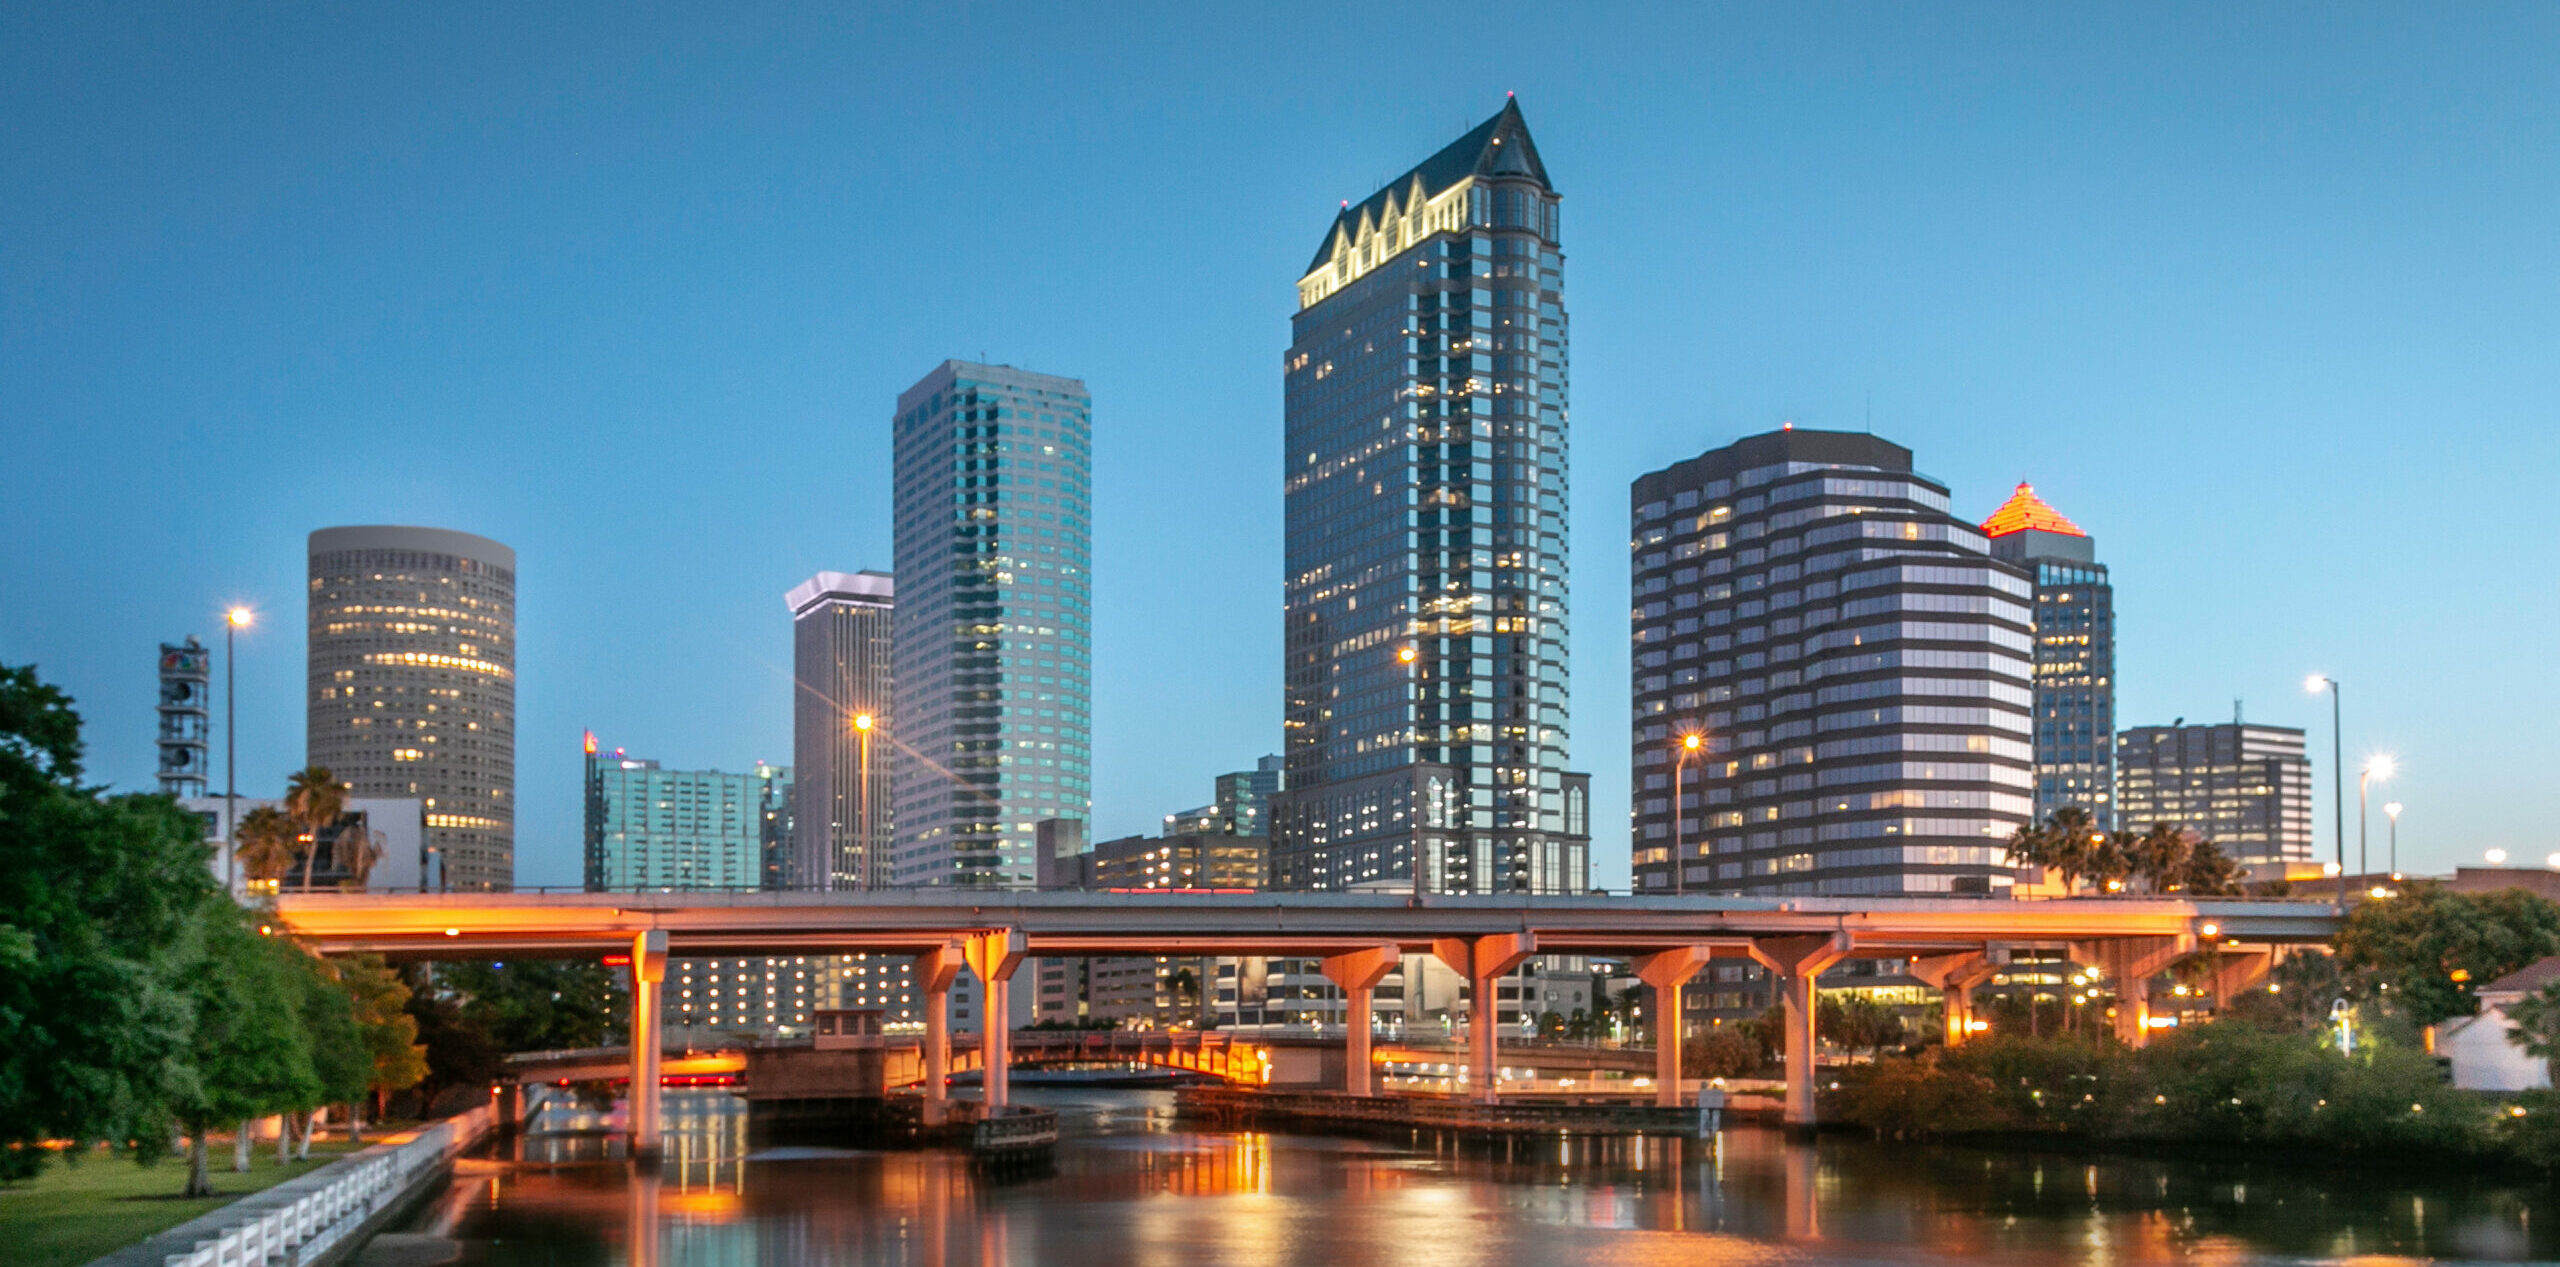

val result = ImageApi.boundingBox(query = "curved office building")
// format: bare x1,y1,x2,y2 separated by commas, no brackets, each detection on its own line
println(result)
308,525,516,890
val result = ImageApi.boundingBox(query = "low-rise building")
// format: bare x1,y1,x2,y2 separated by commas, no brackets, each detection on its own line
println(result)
2436,957,2560,1091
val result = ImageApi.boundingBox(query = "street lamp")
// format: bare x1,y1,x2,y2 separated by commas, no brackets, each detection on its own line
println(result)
1399,645,1425,899
2305,675,2344,908
2358,755,2394,883
1672,731,1704,895
2383,801,2404,880
2487,848,2510,866
223,606,253,894
852,713,874,891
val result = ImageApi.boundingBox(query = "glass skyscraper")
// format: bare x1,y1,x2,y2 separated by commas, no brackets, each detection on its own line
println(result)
1629,430,2036,896
788,569,894,889
890,360,1093,888
1981,484,2117,826
1269,99,1588,895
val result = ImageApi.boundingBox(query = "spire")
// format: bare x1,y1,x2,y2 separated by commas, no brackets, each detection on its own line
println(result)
1981,482,2087,538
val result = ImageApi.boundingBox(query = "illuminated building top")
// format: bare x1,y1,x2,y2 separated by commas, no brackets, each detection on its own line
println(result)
1296,98,1551,311
1980,482,2087,539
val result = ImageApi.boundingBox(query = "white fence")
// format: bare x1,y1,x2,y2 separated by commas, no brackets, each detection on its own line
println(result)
164,1106,492,1267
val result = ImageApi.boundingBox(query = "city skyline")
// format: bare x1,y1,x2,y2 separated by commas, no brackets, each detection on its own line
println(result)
7,8,2555,887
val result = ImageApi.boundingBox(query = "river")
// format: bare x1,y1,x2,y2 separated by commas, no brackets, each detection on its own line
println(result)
390,1088,2556,1265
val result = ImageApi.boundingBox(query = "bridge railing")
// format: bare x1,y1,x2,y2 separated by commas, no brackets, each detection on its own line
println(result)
162,1105,491,1267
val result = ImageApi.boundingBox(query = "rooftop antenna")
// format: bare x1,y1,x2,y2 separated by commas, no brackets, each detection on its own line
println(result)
2235,698,2245,724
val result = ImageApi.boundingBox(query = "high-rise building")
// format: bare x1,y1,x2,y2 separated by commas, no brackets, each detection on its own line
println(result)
2115,721,2313,865
890,361,1093,888
1165,754,1285,837
787,570,894,889
1270,99,1589,896
307,525,515,890
157,636,211,798
1983,484,2117,826
1629,429,2036,896
584,751,790,890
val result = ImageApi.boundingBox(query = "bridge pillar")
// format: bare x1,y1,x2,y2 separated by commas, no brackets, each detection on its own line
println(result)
1322,945,1401,1096
1631,947,1712,1108
1750,932,1851,1135
628,929,668,1157
915,941,966,1126
1434,933,1537,1104
2209,944,2274,1010
965,930,1026,1110
1907,951,1999,1048
2075,934,2195,1047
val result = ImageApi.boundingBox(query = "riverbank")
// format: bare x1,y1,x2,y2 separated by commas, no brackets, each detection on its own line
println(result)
0,1137,367,1267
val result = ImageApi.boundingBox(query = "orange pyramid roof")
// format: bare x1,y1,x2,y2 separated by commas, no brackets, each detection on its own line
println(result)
1981,483,2086,538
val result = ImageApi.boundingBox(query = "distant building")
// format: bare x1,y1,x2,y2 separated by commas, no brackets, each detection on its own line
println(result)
1982,484,2116,826
787,570,894,889
2436,956,2560,1091
157,637,211,798
1629,429,2036,896
307,525,516,890
186,796,428,893
1269,100,1589,897
891,361,1093,888
2114,722,2313,865
1165,755,1284,837
584,750,790,890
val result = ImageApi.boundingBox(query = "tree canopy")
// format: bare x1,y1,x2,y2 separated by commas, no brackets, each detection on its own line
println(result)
2336,882,2560,1025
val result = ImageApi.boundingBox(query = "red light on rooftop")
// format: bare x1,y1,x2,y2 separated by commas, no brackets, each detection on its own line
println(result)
1980,482,2088,538
584,730,597,755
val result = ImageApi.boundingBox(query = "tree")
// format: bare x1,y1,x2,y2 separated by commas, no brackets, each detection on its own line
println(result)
2336,882,2560,1025
2006,807,2116,892
334,822,384,890
439,960,622,1052
2127,823,2193,894
169,910,317,1193
234,806,298,886
291,955,371,1159
285,766,347,893
1683,1028,1763,1079
2506,980,2560,1086
399,966,501,1112
0,664,219,1181
339,955,426,1136
2175,840,2246,897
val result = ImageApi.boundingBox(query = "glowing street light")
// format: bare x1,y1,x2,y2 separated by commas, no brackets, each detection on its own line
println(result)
1672,730,1705,895
2487,848,2510,866
2383,801,2404,879
852,712,874,890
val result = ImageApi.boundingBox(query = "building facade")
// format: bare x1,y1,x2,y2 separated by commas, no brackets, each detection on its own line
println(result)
2114,721,2313,865
1270,99,1589,896
1982,484,2117,826
890,361,1093,888
1629,429,2037,896
307,525,516,890
1165,755,1285,837
584,752,791,891
788,570,895,889
186,795,428,894
157,636,211,798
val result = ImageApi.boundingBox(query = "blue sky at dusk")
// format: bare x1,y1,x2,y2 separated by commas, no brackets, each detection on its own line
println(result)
5,4,2555,887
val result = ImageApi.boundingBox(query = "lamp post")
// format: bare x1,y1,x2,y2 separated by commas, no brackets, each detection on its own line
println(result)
2358,755,2395,885
1672,731,1703,895
223,606,253,894
852,713,874,891
2384,802,2403,880
1399,645,1424,900
2305,675,2344,909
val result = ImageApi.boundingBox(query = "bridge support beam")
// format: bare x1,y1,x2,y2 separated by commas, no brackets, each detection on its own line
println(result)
1435,932,1536,1104
1321,945,1401,1097
2075,934,2195,1047
1750,932,1851,1135
1907,951,1999,1048
1631,947,1712,1108
628,929,667,1156
915,941,966,1126
2208,944,2274,1009
965,930,1026,1110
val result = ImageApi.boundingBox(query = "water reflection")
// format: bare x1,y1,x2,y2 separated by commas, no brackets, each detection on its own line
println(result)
419,1088,2553,1265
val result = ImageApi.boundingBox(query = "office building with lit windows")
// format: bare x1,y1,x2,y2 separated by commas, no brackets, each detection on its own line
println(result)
2115,721,2313,865
307,525,515,890
583,752,789,891
1628,429,2036,896
1982,484,2116,825
788,570,895,889
890,361,1093,888
1269,98,1590,896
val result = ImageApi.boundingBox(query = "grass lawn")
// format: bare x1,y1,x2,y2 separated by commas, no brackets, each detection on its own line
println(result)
0,1133,377,1267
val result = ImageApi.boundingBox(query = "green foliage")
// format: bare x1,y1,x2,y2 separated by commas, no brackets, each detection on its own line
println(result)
339,955,426,1101
169,910,319,1133
437,959,621,1052
399,966,500,1107
1819,994,1907,1055
2005,806,2116,891
1682,1027,1765,1079
2219,950,2345,1033
2502,980,2560,1085
2336,882,2560,1025
295,959,371,1108
283,767,346,893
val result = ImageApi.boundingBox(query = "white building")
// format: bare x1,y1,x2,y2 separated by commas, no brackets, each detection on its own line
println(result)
2435,956,2560,1092
185,795,430,894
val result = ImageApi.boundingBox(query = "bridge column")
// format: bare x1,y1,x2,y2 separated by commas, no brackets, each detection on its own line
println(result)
965,930,1026,1110
1750,932,1851,1135
1908,951,1998,1048
1434,933,1536,1105
2074,934,2195,1047
628,929,667,1157
915,941,966,1126
1322,945,1401,1097
2209,945,2274,1010
1631,947,1712,1108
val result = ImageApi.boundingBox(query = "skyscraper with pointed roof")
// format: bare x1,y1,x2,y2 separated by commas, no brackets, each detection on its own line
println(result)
1270,100,1590,894
1982,483,2116,826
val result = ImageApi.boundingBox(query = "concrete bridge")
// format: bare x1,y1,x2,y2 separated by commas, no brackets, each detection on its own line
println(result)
275,889,2337,1149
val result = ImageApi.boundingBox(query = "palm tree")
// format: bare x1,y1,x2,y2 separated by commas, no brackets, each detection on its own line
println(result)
2009,807,2111,892
234,806,299,886
286,766,348,892
2177,840,2246,897
2505,980,2560,1086
333,819,384,890
2128,823,2194,894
